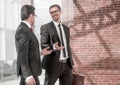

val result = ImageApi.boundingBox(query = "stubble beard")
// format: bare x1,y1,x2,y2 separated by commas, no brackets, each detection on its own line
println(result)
53,15,59,22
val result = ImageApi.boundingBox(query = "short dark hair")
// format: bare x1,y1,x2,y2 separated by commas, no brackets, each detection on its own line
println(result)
49,4,61,12
21,5,35,20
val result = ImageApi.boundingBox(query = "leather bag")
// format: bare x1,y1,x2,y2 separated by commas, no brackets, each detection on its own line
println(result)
72,73,85,85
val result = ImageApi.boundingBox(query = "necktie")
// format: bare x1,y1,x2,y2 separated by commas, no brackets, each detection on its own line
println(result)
30,27,33,32
58,24,66,58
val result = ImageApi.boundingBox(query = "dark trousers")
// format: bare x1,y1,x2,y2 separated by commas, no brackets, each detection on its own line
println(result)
20,76,40,85
44,62,73,85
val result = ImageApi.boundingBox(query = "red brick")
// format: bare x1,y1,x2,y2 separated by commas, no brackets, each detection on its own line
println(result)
62,0,120,85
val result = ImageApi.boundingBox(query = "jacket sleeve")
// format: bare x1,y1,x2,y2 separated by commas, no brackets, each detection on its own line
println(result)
40,25,50,49
16,30,32,78
67,27,74,65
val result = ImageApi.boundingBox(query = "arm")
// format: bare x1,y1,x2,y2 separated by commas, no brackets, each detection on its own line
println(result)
40,25,50,49
16,30,32,78
40,25,64,51
67,27,74,65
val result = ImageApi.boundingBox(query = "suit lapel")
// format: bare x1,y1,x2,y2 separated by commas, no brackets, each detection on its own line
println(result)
21,22,39,45
49,21,69,44
50,21,60,42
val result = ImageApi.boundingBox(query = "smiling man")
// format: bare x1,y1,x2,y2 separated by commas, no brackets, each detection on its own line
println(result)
40,4,74,85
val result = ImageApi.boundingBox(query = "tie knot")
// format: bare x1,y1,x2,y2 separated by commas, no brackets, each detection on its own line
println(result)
30,27,33,32
58,24,61,28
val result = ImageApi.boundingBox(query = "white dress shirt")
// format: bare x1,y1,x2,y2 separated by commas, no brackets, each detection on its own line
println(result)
53,21,69,60
22,21,31,28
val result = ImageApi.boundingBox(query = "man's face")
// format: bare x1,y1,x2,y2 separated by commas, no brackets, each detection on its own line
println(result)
49,6,61,22
31,13,36,25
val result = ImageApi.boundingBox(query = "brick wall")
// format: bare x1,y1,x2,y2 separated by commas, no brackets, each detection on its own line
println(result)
62,0,120,85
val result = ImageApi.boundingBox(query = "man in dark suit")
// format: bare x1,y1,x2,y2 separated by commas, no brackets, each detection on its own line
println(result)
15,5,52,85
40,4,74,85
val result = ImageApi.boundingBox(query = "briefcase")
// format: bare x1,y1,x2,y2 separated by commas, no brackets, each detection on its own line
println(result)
72,73,85,85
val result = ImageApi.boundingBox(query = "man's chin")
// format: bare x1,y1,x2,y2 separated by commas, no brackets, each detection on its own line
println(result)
53,18,59,22
31,23,34,25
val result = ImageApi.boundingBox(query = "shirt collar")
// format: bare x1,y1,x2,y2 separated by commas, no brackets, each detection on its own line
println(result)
22,21,31,28
53,20,61,26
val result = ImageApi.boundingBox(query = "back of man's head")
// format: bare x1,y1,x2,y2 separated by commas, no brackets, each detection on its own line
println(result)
21,5,35,20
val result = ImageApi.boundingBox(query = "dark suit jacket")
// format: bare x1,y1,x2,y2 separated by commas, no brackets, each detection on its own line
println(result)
40,21,74,71
15,22,42,79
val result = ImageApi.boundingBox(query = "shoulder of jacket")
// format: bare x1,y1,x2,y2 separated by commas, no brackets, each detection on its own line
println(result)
41,22,52,30
62,23,69,28
41,22,51,27
16,24,29,37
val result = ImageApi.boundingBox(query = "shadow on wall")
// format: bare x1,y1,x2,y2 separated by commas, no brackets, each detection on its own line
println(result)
66,0,120,85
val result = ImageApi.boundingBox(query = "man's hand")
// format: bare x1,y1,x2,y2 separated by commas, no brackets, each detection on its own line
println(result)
25,76,36,85
54,42,64,50
41,47,52,55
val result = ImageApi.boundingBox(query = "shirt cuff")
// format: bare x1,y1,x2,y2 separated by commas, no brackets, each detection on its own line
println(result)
26,75,33,81
53,44,56,50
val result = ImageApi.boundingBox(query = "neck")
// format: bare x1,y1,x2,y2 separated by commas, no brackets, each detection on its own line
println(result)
54,20,61,23
24,19,32,26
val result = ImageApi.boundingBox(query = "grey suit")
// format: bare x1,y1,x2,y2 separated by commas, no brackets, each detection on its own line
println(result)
15,22,42,85
40,21,73,85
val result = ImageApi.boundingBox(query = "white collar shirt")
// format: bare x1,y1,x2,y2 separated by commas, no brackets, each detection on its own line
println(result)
53,20,69,60
22,21,31,29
